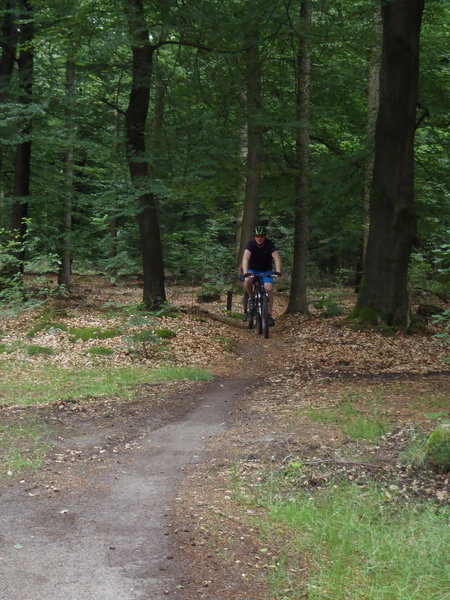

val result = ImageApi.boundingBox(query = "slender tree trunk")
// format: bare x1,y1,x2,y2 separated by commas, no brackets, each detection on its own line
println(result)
110,79,122,259
286,0,311,314
10,0,33,272
0,0,18,185
355,0,424,329
236,30,263,270
125,0,166,309
58,50,75,289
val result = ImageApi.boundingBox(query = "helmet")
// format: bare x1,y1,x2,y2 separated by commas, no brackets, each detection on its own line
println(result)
254,225,266,236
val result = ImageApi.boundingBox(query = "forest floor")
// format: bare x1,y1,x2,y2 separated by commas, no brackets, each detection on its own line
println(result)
0,275,448,599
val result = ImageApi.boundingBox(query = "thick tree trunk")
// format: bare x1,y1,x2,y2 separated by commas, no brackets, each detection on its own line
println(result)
355,0,424,329
10,0,33,272
362,6,382,262
125,0,166,309
286,0,311,314
58,50,75,290
237,31,262,270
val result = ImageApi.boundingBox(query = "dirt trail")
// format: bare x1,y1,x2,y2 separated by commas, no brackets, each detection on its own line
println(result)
0,376,252,600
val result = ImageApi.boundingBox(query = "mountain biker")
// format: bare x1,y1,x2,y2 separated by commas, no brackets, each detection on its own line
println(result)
242,225,281,326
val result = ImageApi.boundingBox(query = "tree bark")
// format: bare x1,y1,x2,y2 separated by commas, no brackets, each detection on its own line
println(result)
58,49,75,290
0,0,18,185
362,6,382,262
286,0,311,314
236,29,263,271
355,0,424,329
10,0,33,272
125,0,166,309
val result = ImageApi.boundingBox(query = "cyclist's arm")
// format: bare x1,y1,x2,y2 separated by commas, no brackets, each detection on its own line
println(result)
242,249,252,276
272,250,281,274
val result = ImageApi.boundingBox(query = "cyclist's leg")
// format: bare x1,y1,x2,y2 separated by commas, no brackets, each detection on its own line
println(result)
243,271,254,320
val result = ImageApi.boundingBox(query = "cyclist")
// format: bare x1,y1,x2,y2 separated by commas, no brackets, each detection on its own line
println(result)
242,225,281,325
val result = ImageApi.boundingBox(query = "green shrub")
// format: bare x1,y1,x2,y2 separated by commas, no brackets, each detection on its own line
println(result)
425,424,450,470
129,330,159,343
313,295,343,318
197,283,222,303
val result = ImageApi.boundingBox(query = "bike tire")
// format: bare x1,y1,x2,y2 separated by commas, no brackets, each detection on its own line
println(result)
256,293,263,335
261,293,269,338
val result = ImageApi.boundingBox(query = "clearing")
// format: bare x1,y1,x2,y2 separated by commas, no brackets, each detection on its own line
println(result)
0,276,448,599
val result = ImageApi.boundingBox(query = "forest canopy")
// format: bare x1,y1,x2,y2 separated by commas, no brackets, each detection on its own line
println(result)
0,0,448,318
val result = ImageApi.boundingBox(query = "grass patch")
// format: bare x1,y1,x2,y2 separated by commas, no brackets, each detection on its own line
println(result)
0,363,212,406
25,344,54,356
306,398,389,441
87,347,115,356
68,326,122,342
252,480,450,600
413,394,449,410
0,423,49,477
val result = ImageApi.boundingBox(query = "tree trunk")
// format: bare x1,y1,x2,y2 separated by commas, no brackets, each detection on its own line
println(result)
236,30,263,271
125,0,166,309
355,0,424,329
0,0,18,185
286,0,311,314
58,50,75,290
362,6,382,262
10,0,33,272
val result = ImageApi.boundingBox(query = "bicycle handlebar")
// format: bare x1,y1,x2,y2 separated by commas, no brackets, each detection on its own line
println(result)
239,272,281,280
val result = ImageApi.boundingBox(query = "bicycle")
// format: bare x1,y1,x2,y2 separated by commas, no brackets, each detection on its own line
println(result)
244,272,277,339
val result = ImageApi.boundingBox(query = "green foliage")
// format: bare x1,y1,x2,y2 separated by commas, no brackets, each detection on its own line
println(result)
312,294,343,318
0,0,447,295
432,309,450,342
251,480,449,599
126,328,175,358
197,282,223,303
425,424,450,471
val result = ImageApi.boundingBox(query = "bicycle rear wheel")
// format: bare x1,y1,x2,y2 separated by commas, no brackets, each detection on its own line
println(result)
261,293,269,338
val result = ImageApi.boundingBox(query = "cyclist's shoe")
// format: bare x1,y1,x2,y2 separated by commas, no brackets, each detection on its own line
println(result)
268,315,275,326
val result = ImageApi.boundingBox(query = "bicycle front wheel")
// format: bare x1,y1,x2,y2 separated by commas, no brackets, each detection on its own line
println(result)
261,293,269,338
256,293,263,334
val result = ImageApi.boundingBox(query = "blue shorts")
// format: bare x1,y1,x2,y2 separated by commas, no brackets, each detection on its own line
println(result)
248,270,273,284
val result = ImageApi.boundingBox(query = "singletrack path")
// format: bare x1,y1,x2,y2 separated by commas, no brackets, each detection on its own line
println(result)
1,376,251,600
